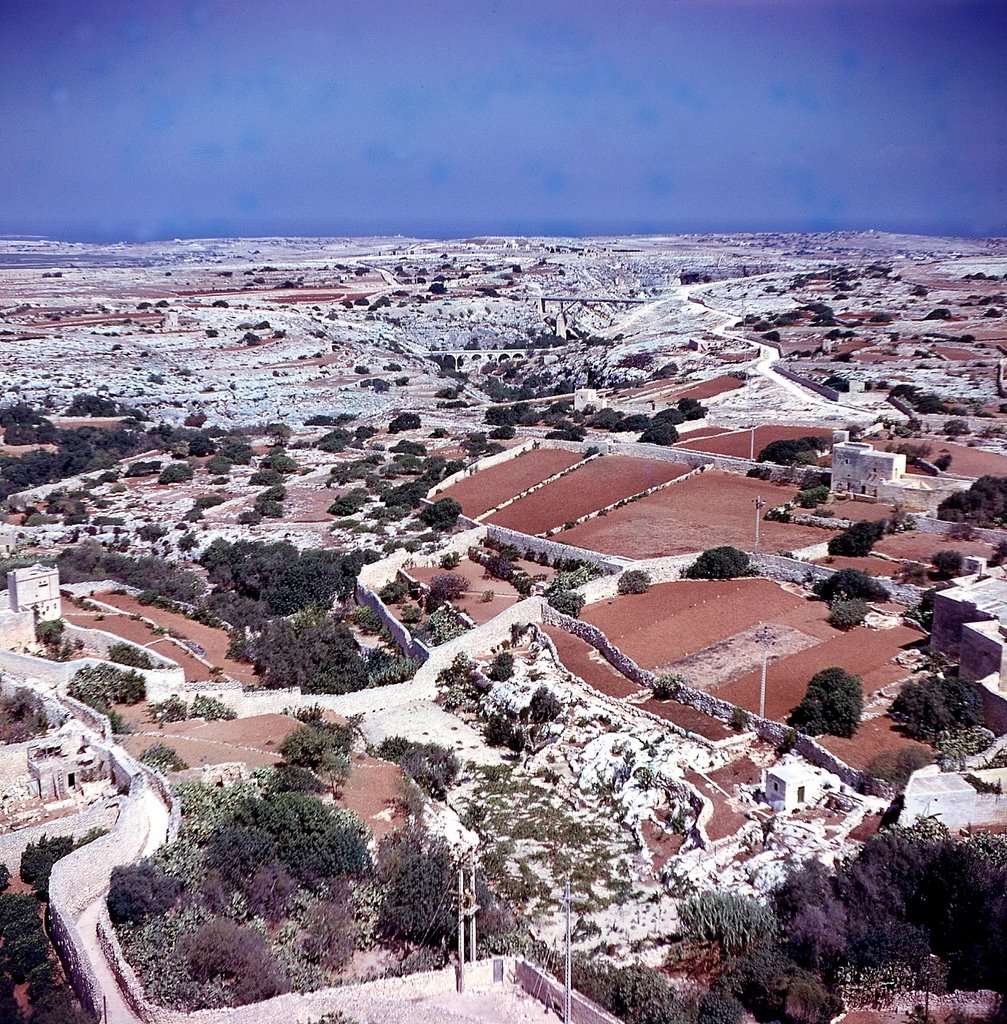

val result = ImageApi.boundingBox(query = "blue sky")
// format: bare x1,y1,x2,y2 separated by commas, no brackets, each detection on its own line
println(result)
2,0,1005,240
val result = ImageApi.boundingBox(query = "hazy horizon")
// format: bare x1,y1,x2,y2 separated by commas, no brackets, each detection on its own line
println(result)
3,0,1005,243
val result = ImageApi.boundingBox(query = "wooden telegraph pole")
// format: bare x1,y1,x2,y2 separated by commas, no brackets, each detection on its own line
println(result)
563,880,572,1024
457,866,465,992
469,852,478,963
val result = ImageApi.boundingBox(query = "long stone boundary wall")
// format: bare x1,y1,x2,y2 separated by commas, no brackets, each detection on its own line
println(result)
0,674,181,1018
514,961,622,1024
575,555,699,604
428,437,539,497
0,799,121,874
911,513,1007,545
0,647,185,699
485,524,630,572
751,553,926,607
63,622,181,672
775,364,841,402
540,606,893,799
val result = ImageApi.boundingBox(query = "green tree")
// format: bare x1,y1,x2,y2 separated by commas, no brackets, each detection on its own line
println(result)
788,667,863,737
686,546,751,580
419,497,462,530
827,519,886,557
158,461,193,485
891,676,982,742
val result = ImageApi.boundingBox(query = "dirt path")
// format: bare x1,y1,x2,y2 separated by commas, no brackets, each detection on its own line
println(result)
73,788,169,1024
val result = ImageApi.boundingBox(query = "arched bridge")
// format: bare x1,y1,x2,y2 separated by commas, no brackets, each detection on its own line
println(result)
429,348,559,371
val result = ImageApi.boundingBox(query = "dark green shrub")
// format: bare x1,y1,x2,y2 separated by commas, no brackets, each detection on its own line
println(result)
788,667,863,737
686,546,751,580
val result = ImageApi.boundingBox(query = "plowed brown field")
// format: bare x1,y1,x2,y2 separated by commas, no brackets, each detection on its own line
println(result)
487,456,690,535
436,448,582,517
558,471,834,558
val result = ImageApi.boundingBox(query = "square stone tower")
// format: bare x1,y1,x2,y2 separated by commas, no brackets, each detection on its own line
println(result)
8,565,61,621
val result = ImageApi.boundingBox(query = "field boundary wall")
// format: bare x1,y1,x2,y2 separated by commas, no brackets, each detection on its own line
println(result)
540,605,892,798
775,364,842,402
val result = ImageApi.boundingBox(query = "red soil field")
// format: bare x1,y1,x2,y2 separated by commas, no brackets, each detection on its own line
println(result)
674,424,834,459
674,426,730,442
674,375,745,401
814,555,902,578
916,438,1007,478
436,448,583,518
63,606,213,684
718,624,921,722
91,591,259,685
934,346,985,361
873,531,993,564
542,625,732,741
120,714,295,769
558,471,835,559
282,485,341,523
487,456,690,535
825,497,901,521
817,717,933,773
581,579,833,670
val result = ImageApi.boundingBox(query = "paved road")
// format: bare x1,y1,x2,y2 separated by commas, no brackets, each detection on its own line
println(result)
676,279,855,415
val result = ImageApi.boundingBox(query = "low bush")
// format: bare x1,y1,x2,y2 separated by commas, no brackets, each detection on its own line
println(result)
108,641,154,669
548,590,585,618
828,598,868,631
617,569,651,595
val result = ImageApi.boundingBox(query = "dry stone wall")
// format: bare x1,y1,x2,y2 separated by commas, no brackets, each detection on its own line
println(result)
0,799,120,873
541,606,892,798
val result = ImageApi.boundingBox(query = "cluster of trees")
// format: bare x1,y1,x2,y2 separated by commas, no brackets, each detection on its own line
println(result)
482,395,706,447
200,539,379,627
583,828,1007,1024
0,887,95,1024
58,542,206,604
757,436,829,466
0,399,252,501
250,610,368,694
109,776,510,1010
890,384,950,415
771,830,1007,1002
938,475,1007,527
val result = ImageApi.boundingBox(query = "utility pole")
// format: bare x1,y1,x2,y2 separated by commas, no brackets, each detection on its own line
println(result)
753,495,765,553
469,852,478,963
563,879,572,1024
457,867,465,992
758,625,772,719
